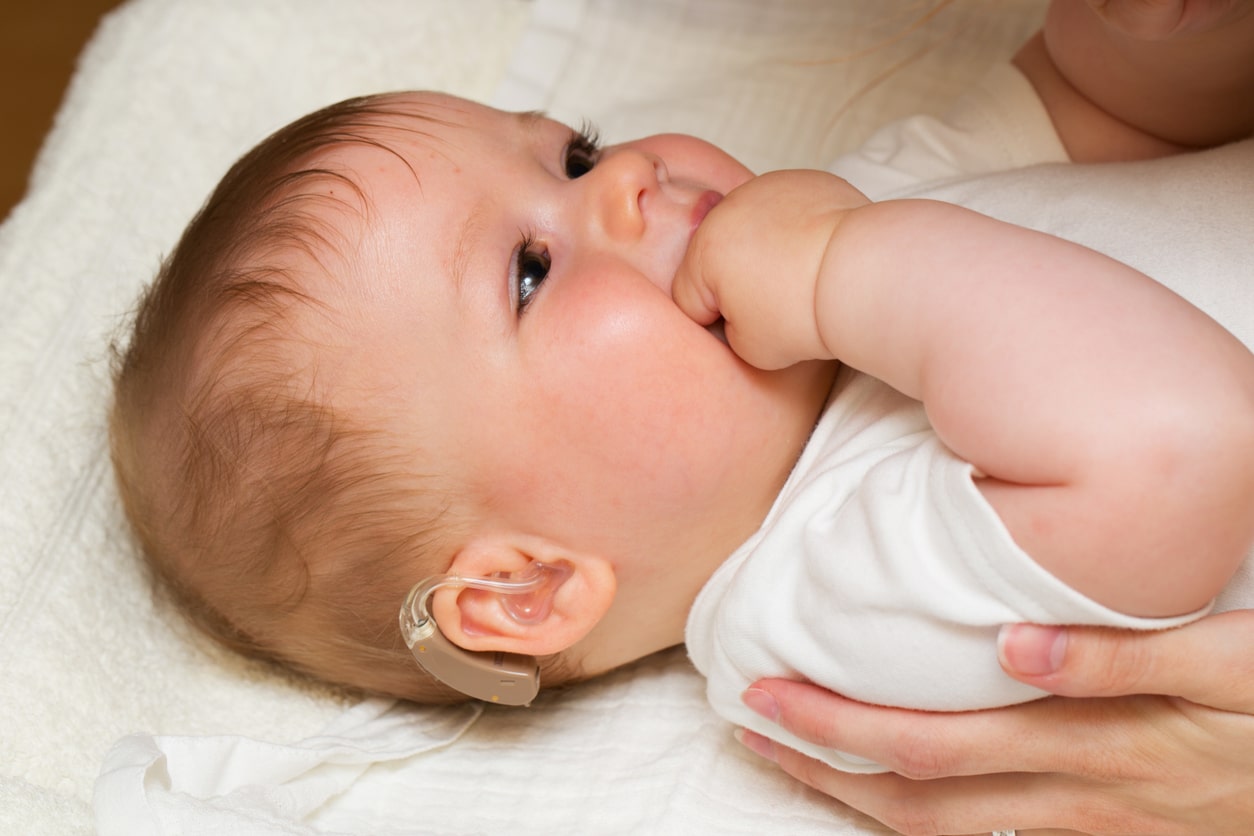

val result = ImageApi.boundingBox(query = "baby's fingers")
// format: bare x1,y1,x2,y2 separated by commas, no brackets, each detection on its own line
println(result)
671,238,722,328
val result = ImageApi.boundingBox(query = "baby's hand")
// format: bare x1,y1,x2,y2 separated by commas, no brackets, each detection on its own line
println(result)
672,170,868,370
1087,0,1254,38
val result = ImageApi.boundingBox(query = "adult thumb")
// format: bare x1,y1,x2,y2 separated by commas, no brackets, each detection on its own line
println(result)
997,611,1254,713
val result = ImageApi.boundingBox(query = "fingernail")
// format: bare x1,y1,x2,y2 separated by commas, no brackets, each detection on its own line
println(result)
734,728,777,762
742,687,780,722
998,624,1066,676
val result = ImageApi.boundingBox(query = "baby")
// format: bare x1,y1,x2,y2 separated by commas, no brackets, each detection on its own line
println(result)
110,0,1254,770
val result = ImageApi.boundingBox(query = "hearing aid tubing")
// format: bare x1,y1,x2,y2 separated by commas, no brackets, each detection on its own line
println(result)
399,562,569,706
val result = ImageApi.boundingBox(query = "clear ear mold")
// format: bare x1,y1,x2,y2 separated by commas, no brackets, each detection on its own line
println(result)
399,562,570,705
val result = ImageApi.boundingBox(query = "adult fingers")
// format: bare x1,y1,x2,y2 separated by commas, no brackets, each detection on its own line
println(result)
741,680,1147,780
998,610,1254,713
741,729,1158,836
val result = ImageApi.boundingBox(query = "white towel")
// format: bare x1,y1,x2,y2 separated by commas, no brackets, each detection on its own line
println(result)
95,700,481,836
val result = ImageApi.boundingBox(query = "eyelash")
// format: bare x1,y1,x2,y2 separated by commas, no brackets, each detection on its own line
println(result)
563,121,602,179
513,231,550,315
512,123,602,315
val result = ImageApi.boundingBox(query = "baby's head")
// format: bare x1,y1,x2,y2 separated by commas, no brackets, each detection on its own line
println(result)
110,91,833,702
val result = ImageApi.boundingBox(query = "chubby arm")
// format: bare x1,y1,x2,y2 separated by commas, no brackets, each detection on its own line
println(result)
1019,0,1254,160
819,191,1254,616
673,170,1254,617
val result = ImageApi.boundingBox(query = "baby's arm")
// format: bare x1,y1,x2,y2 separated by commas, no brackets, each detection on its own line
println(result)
1020,0,1254,160
673,170,1254,618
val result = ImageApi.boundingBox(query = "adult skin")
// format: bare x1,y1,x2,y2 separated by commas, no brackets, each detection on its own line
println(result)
740,611,1254,835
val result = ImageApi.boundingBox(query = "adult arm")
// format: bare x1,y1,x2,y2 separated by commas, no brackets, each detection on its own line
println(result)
738,610,1254,835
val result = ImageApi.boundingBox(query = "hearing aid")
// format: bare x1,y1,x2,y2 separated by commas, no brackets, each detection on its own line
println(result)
398,561,571,706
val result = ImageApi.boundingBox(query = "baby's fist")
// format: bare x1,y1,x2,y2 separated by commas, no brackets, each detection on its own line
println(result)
672,170,868,370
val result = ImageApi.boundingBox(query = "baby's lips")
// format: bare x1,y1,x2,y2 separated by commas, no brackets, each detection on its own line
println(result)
689,189,723,236
674,193,727,337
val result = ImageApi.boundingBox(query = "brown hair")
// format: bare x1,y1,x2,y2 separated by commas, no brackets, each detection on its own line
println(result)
110,93,577,702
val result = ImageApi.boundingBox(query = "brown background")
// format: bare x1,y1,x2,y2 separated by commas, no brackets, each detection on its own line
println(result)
1,1,125,222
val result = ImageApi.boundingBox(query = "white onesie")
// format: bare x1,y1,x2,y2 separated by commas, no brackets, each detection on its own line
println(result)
685,64,1254,773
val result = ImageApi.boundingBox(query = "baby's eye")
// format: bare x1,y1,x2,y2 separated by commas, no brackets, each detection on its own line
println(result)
514,235,551,314
563,122,601,179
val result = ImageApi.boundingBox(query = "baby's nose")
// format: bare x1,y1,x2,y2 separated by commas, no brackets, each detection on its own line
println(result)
588,148,665,242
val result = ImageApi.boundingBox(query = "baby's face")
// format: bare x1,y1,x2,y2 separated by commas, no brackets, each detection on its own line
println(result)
307,93,833,638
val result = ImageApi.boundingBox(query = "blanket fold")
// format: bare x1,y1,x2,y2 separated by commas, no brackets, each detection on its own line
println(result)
94,700,481,836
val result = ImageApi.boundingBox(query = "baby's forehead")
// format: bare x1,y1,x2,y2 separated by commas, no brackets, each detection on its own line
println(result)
314,91,544,163
289,100,503,236
294,103,482,201
331,91,496,147
266,89,542,312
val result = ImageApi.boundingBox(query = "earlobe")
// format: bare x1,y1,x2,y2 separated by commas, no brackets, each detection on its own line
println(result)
430,536,616,657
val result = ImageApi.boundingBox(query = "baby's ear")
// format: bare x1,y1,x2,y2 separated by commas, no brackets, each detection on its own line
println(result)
430,536,616,657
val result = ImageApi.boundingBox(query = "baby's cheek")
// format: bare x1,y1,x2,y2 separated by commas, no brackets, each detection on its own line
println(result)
547,276,678,360
537,307,702,441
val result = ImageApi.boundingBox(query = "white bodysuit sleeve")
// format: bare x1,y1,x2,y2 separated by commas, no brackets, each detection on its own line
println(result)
687,373,1209,774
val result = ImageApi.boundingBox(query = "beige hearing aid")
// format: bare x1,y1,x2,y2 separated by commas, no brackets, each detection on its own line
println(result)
399,562,569,706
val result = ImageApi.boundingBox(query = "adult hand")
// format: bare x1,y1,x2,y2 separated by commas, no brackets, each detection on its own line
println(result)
738,610,1254,835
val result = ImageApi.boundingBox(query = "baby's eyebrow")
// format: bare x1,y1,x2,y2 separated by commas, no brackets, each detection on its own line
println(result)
452,203,487,297
450,110,550,296
514,109,548,129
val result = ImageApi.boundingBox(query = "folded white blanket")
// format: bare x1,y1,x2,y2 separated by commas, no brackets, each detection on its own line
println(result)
1,1,1076,833
96,656,867,836
96,700,481,836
